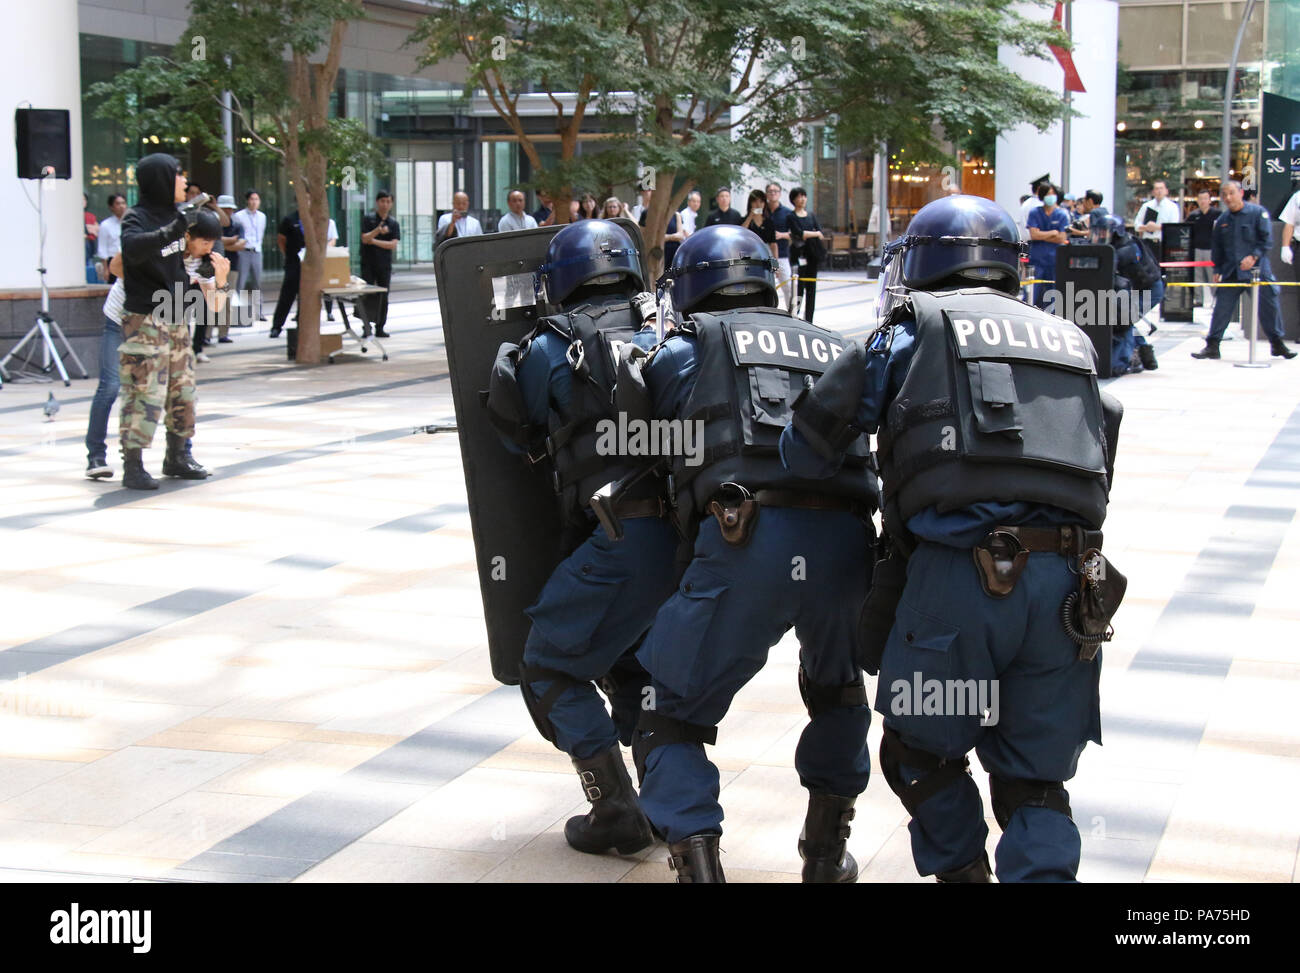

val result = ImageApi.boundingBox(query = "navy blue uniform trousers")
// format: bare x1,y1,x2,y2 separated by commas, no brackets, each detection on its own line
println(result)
878,541,1102,882
522,516,679,760
636,509,874,843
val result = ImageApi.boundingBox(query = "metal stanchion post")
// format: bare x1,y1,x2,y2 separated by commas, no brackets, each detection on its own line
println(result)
1235,268,1270,369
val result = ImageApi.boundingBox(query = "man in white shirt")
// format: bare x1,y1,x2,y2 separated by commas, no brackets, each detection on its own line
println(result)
1018,175,1049,242
678,190,702,236
1134,179,1182,253
96,194,127,278
497,189,539,232
436,192,483,241
231,190,268,320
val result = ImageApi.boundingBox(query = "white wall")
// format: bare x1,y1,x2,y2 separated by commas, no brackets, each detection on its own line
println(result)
2,0,86,290
995,0,1118,215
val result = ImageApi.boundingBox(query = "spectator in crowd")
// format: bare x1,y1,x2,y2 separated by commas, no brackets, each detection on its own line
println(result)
1135,178,1181,258
96,194,127,282
185,183,203,203
678,189,703,236
498,189,539,232
1068,189,1108,241
764,181,794,310
568,198,582,222
360,190,400,338
630,188,653,224
533,190,554,226
576,192,598,220
1279,185,1299,323
703,187,744,227
322,211,341,322
232,190,267,321
84,250,126,480
436,191,483,243
787,186,826,322
192,194,230,361
1026,182,1070,308
1193,180,1296,360
741,188,775,248
639,192,684,266
83,193,99,283
270,208,305,339
215,196,244,338
1186,189,1220,306
1018,175,1049,241
601,196,624,220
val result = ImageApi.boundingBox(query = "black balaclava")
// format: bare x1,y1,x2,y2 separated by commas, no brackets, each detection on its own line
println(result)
135,153,182,211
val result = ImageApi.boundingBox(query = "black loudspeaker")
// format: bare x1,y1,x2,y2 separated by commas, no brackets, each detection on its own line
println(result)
15,108,72,179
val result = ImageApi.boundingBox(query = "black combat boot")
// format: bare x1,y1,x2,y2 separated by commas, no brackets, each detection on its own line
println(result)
667,834,725,883
121,448,159,491
936,851,993,883
162,432,210,479
1270,337,1298,360
798,791,859,883
564,746,654,855
1191,339,1220,359
1137,343,1158,370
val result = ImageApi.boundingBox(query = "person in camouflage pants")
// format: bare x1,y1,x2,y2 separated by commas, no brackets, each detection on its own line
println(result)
116,204,229,489
118,312,197,450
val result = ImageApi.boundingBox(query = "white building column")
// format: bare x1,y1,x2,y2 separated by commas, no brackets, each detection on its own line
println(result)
1,0,85,290
995,0,1118,215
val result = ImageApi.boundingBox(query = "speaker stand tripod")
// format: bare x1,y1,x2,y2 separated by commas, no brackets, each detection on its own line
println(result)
0,171,89,386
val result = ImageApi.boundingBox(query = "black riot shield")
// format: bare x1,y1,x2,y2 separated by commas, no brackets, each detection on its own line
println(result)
434,219,651,685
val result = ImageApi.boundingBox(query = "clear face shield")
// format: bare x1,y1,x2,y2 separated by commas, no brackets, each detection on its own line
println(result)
876,237,910,323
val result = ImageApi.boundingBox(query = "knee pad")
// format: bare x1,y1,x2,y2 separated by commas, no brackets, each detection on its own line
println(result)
878,725,971,816
518,663,588,747
989,774,1072,830
632,711,717,785
797,666,868,720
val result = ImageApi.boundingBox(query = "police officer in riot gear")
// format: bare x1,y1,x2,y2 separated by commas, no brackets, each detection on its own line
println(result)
1103,215,1159,374
485,220,678,856
783,195,1125,883
621,224,879,883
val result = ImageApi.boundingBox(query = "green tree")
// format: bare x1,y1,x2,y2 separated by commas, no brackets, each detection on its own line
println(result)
410,0,638,222
416,0,1069,280
88,0,384,364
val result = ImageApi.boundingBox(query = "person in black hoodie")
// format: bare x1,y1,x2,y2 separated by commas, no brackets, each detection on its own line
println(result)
118,153,229,489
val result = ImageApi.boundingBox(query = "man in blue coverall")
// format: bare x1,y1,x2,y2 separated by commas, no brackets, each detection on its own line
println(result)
622,225,879,883
1192,180,1295,360
488,220,678,856
781,195,1124,882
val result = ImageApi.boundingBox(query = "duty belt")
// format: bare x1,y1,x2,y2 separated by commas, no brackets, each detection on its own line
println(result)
985,525,1103,558
612,497,668,519
752,488,865,514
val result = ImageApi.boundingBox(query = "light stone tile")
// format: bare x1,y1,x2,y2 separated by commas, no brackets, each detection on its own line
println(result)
0,747,251,828
296,842,503,883
197,740,391,798
78,790,292,861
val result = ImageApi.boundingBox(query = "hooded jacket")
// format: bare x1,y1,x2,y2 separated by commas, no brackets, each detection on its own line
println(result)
120,153,192,322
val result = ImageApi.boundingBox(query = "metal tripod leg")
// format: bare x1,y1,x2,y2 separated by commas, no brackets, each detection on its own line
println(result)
0,314,86,386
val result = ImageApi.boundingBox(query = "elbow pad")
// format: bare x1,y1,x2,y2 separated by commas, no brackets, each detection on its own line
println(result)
791,340,868,460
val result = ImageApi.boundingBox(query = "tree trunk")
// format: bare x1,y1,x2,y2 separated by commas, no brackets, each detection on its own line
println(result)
641,173,690,284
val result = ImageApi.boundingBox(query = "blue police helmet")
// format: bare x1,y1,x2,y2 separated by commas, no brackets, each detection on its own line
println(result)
661,224,778,314
897,194,1025,293
536,219,644,306
1101,214,1127,242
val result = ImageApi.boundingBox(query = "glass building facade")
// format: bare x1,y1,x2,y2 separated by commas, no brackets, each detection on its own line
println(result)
1115,0,1298,219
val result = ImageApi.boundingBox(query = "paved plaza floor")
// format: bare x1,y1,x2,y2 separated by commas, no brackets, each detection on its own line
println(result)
0,274,1297,883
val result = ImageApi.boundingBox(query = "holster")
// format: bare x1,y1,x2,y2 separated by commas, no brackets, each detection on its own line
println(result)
857,540,907,676
1064,549,1127,661
972,530,1030,598
708,483,759,547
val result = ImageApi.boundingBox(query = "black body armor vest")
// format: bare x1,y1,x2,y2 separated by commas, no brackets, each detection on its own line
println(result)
877,288,1113,530
670,308,879,520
